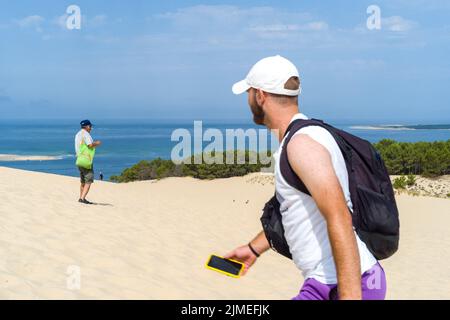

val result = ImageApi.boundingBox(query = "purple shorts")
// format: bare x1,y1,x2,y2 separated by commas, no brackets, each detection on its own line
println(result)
292,262,386,300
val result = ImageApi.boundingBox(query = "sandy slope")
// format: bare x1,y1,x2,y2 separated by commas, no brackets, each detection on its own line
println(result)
0,167,448,299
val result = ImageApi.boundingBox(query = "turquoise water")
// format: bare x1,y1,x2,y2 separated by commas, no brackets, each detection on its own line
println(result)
0,119,449,180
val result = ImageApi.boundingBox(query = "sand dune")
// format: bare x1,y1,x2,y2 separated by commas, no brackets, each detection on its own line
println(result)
0,167,449,299
391,175,450,199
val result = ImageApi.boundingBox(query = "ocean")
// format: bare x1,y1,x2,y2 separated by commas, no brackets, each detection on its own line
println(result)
1,119,449,180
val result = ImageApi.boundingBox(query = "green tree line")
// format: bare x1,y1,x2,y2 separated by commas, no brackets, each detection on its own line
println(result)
374,139,450,177
110,139,450,182
110,150,272,182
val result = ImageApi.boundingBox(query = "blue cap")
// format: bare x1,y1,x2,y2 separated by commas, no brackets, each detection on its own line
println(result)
80,119,92,128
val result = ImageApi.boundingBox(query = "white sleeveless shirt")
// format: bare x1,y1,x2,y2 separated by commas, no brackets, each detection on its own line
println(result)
273,113,377,284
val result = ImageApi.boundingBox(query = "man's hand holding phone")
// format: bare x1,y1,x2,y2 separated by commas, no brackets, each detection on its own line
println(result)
224,244,258,276
223,231,270,276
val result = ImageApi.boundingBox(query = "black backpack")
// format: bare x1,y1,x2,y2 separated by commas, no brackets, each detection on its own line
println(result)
260,118,400,260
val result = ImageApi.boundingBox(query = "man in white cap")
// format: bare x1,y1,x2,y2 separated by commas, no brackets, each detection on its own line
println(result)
225,55,385,300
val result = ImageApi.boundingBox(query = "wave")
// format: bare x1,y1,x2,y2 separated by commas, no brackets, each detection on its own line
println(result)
350,124,450,131
350,125,416,131
0,154,72,162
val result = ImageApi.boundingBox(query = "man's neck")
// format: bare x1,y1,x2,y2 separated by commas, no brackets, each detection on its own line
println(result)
266,107,299,142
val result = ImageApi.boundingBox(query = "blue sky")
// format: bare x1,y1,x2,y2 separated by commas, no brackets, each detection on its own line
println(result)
0,0,449,123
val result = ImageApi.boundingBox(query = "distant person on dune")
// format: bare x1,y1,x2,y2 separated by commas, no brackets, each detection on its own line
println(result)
75,120,101,205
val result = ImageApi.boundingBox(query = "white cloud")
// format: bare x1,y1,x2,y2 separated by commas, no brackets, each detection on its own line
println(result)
249,24,301,33
149,5,327,46
383,16,417,32
248,21,328,40
53,13,107,30
54,14,68,29
138,5,422,54
84,34,119,44
90,14,107,27
388,0,450,11
15,15,44,32
249,21,328,33
304,21,329,31
156,5,311,31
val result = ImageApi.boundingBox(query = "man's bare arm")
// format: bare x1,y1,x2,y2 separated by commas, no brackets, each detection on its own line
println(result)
287,134,362,300
250,230,271,255
88,140,102,148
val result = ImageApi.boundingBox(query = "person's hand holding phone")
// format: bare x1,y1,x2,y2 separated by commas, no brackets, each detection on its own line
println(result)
224,245,257,276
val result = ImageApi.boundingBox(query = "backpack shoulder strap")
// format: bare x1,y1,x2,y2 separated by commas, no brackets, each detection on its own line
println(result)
280,118,352,196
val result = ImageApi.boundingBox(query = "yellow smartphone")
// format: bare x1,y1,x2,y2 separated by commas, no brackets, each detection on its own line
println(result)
205,254,244,278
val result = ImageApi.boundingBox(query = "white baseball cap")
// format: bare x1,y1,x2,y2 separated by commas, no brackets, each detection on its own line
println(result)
232,55,301,96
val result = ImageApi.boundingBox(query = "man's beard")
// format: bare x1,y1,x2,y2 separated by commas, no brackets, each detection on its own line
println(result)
250,100,265,125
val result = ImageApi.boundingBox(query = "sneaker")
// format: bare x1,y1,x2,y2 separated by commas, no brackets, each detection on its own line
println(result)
80,199,94,205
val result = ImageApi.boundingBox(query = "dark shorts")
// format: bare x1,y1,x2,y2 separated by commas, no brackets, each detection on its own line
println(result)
78,166,94,184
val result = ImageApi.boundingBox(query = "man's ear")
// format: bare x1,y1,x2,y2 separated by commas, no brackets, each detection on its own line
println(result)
255,89,266,106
